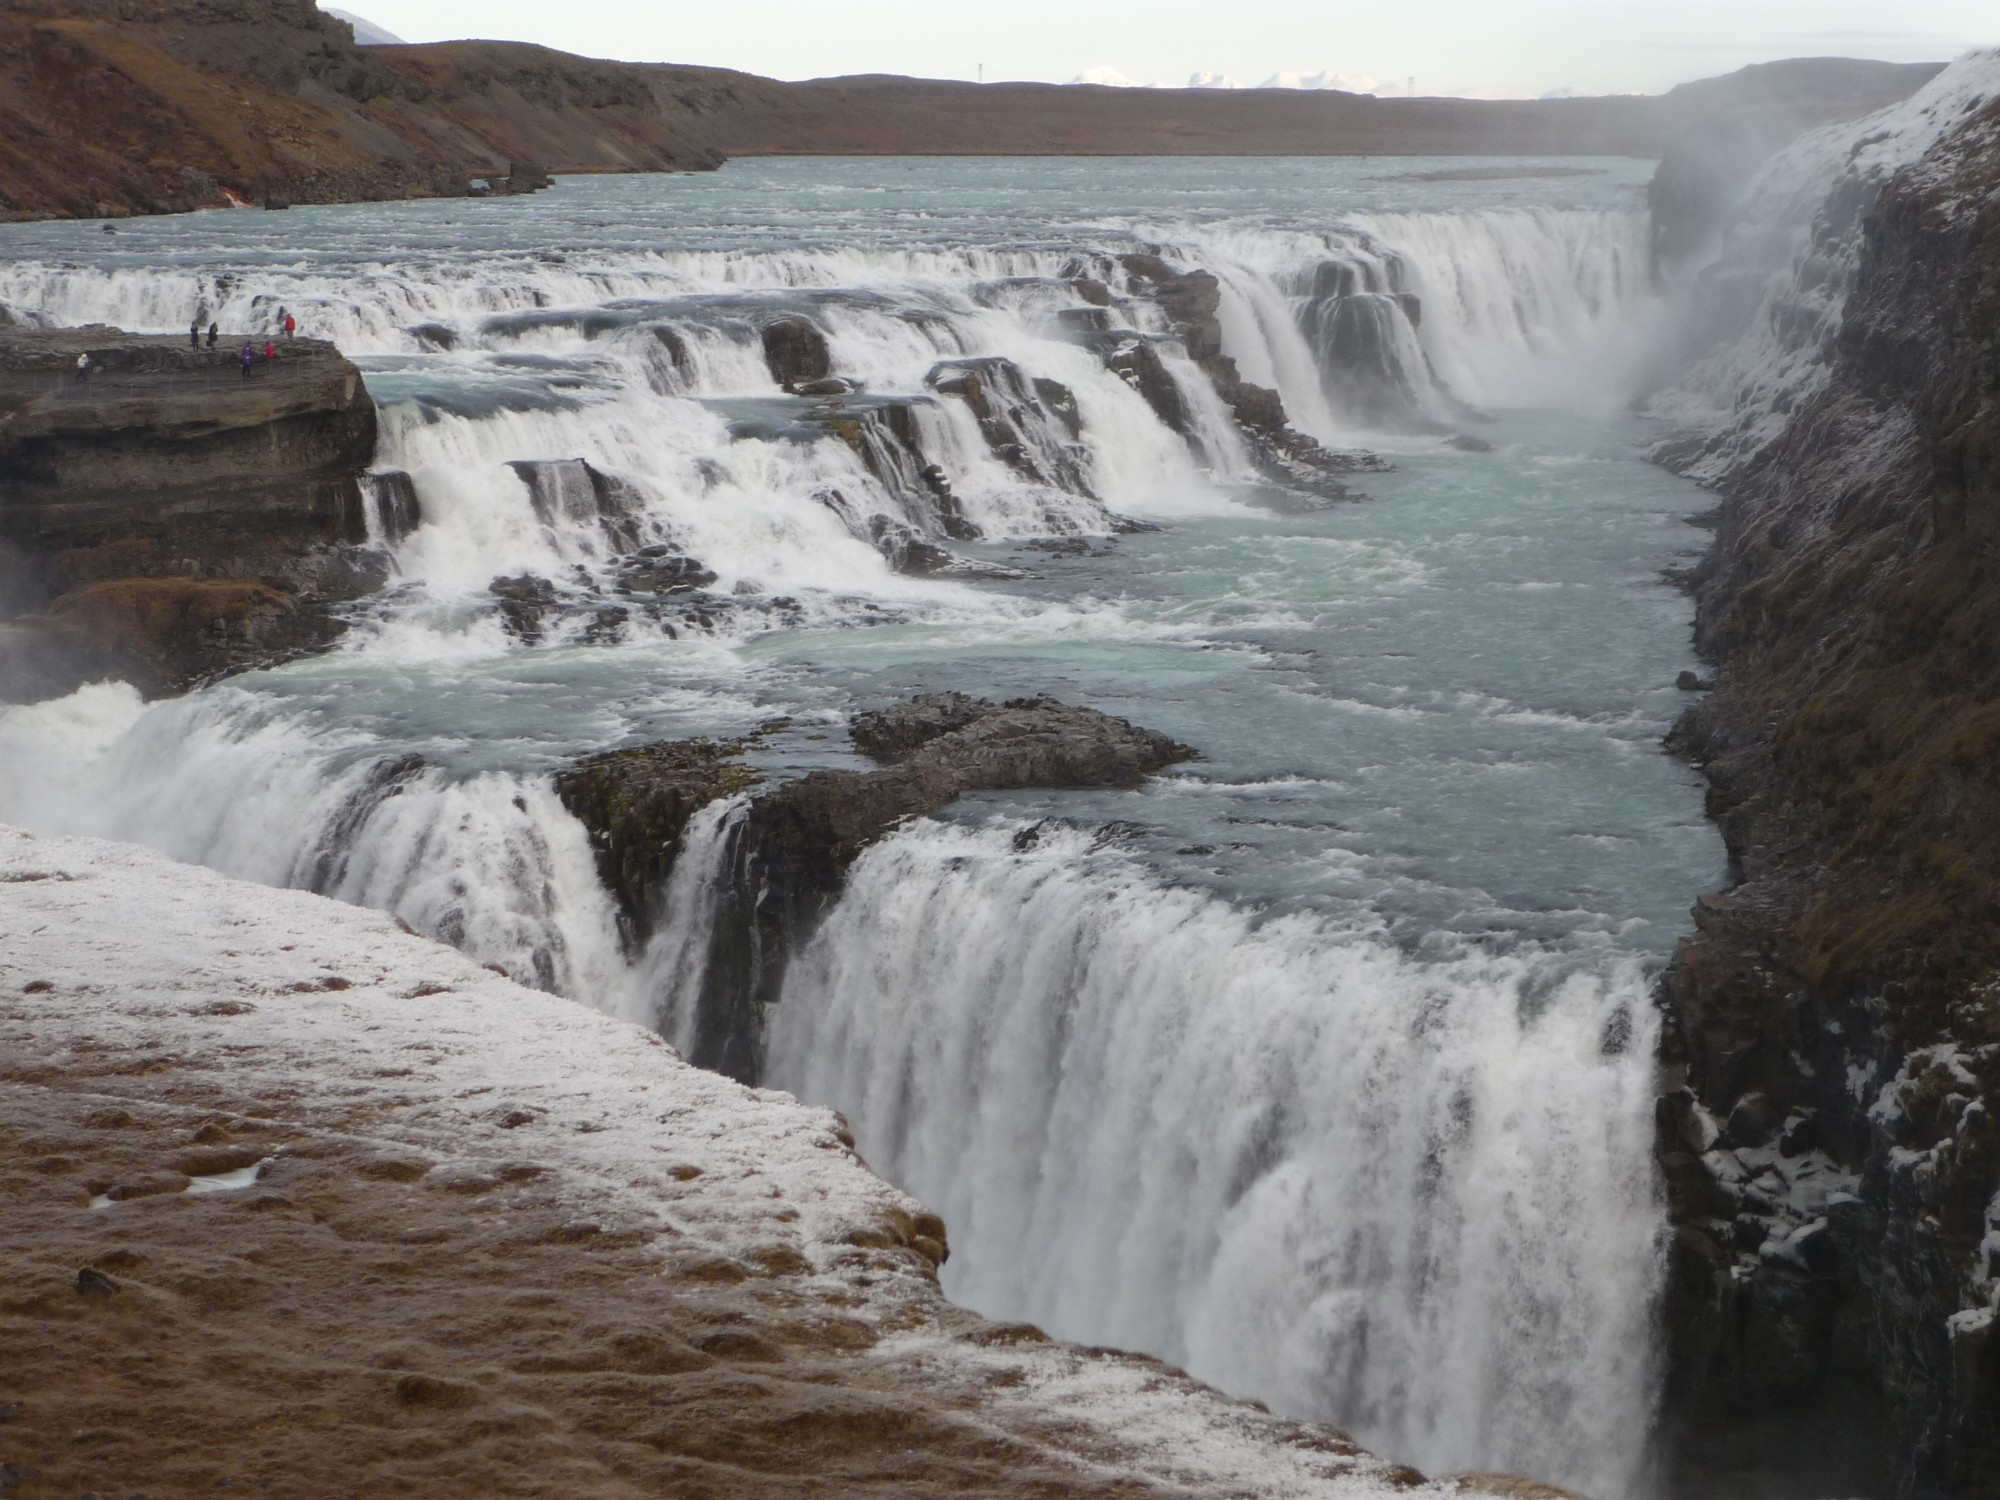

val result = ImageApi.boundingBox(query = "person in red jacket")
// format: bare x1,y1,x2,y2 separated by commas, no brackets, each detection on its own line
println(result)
265,341,277,362
284,313,296,337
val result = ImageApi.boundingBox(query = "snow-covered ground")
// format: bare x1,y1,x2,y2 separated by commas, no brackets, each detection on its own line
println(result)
0,823,1531,1498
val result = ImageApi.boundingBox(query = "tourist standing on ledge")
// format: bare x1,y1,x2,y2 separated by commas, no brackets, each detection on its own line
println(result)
240,342,255,379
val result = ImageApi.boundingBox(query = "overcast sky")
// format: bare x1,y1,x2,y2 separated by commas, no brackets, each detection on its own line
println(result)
335,1,1993,98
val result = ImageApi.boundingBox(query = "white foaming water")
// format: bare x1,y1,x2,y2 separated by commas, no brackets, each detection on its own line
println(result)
635,794,750,1045
0,683,631,1001
0,196,1666,645
1347,210,1663,412
766,820,1663,1499
0,157,1720,1496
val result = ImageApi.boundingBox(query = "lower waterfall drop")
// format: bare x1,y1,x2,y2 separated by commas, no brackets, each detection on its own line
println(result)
766,819,1665,1499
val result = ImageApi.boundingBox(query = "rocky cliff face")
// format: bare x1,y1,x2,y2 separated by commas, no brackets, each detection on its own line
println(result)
0,326,385,699
557,694,1192,1083
1649,63,2000,1500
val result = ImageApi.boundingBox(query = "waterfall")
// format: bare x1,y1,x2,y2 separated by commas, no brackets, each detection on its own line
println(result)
1169,210,1663,432
0,173,1701,1494
0,209,1666,618
0,682,635,1004
634,794,751,1047
764,820,1664,1499
1646,49,2000,484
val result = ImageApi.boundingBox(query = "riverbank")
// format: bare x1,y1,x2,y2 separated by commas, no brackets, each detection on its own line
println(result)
0,821,1572,1500
0,0,1941,222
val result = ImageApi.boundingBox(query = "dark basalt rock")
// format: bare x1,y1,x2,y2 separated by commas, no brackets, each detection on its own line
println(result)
554,737,763,947
361,471,422,542
1115,252,1389,499
491,158,551,195
488,573,560,644
614,551,717,595
924,356,1091,494
557,692,1193,1081
866,515,1024,580
507,457,643,551
1649,95,2000,1500
761,316,833,390
0,325,385,701
407,323,458,351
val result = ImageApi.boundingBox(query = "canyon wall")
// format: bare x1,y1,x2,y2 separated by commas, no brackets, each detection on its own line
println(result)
1650,61,2000,1500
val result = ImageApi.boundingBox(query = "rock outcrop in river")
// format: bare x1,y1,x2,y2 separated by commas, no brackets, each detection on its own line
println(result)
1650,62,2000,1500
557,693,1193,1081
0,326,384,699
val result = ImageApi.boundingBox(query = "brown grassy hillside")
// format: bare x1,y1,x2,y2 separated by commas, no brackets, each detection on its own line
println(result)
0,2,1945,223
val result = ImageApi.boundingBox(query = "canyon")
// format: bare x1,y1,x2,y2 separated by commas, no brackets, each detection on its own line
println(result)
1,36,1998,1500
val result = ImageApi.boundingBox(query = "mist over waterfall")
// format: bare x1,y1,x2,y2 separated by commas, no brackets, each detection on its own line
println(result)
0,156,1727,1496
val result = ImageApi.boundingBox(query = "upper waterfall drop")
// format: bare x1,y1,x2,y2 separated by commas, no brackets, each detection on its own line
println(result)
0,193,1673,642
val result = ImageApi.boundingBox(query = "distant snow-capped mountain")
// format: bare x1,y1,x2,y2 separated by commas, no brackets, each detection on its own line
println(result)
1259,69,1380,93
1070,65,1142,87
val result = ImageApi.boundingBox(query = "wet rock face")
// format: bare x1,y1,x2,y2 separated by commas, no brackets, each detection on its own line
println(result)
761,316,834,390
554,738,762,947
1652,102,2000,1500
0,326,385,700
1113,252,1386,500
556,693,1193,1081
925,357,1091,495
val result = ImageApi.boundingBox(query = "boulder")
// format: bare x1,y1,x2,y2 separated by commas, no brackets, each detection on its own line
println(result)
761,317,833,389
555,737,762,944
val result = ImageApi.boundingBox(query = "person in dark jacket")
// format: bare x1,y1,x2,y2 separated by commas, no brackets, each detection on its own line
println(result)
190,321,201,349
206,322,218,348
241,342,256,378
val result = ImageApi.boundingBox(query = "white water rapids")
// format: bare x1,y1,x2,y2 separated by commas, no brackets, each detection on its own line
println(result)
0,156,1730,1496
769,820,1664,1488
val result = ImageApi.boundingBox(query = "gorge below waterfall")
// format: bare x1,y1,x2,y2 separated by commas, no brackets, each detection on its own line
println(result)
0,137,1914,1497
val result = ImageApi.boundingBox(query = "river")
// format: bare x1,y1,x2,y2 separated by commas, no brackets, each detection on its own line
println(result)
0,154,1729,1496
